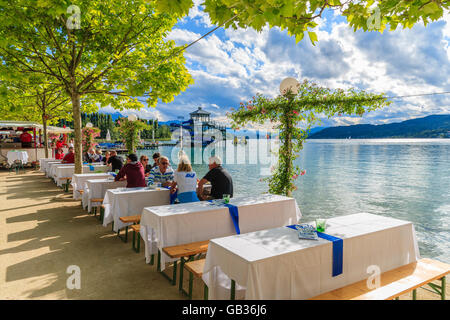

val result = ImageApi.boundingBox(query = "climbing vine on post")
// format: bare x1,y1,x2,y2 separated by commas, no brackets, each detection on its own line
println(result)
82,127,101,152
117,119,149,153
228,79,391,197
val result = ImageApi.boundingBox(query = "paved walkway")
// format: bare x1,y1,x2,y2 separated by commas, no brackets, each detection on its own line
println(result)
0,169,197,299
0,169,447,300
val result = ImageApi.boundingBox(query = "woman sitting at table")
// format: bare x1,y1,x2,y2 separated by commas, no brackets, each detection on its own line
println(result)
140,155,152,177
170,155,199,203
114,153,146,188
55,148,65,160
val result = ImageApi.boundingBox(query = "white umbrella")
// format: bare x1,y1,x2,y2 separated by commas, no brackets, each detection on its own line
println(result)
106,129,111,141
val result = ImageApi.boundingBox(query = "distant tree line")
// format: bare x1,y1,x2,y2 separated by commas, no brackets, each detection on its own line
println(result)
57,112,173,140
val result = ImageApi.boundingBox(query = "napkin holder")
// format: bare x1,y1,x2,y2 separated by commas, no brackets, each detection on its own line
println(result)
296,224,319,241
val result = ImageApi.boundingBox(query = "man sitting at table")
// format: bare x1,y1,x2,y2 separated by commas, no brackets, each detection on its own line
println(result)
20,130,33,148
61,147,75,163
197,156,233,200
107,150,123,172
147,156,174,187
55,148,65,160
114,153,146,188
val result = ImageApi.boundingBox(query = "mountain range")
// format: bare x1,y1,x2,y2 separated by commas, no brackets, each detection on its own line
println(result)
102,111,450,139
308,115,450,139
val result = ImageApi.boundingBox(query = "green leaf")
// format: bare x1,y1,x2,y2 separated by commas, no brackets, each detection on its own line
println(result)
308,31,318,45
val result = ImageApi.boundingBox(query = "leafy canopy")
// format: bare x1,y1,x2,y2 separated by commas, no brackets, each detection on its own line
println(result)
154,0,448,45
0,0,194,109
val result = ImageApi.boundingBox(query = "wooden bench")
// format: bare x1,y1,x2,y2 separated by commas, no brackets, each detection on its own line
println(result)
60,177,72,192
90,198,104,218
130,224,141,253
117,215,141,243
310,258,449,300
160,240,209,291
184,259,209,300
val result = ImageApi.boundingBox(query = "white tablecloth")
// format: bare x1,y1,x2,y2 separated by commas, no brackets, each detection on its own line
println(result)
47,162,73,178
54,165,109,187
7,151,29,165
82,179,127,212
102,187,170,232
140,194,302,269
203,212,420,300
71,173,112,199
47,162,105,179
39,158,56,172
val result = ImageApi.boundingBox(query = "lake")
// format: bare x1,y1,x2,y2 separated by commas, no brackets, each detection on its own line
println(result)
137,138,450,263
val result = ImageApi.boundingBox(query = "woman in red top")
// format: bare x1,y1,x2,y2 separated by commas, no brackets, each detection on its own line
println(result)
55,148,65,159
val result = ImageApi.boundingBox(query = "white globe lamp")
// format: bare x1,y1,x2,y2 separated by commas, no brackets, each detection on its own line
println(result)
128,114,138,122
85,122,93,128
280,77,300,95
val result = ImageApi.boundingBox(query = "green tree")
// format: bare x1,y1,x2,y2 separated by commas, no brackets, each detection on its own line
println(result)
156,0,448,45
0,71,71,157
229,79,391,196
0,0,194,173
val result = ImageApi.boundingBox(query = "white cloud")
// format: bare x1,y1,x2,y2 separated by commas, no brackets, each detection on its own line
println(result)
149,6,450,128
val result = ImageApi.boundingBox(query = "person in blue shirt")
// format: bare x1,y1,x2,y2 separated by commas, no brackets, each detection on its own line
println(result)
147,156,174,187
170,156,199,203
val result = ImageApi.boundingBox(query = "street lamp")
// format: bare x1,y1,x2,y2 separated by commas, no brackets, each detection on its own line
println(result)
127,114,137,122
280,77,299,95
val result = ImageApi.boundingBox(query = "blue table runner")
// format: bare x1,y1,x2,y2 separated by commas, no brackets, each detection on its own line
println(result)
287,224,343,277
208,201,240,234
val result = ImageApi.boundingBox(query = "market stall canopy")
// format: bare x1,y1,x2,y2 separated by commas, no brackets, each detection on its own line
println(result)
0,120,73,133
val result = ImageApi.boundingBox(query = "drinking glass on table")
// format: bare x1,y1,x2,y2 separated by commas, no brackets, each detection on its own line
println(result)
223,194,230,204
315,218,327,232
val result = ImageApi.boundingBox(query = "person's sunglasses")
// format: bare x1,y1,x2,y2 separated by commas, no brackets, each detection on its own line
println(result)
160,162,169,165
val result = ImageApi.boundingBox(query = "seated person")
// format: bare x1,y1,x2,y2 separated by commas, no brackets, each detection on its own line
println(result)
94,149,103,162
171,156,199,203
151,152,160,168
147,156,174,187
84,148,95,163
140,155,152,177
20,130,32,148
107,150,123,172
61,147,75,163
198,156,233,200
55,148,65,160
103,151,110,165
114,153,146,188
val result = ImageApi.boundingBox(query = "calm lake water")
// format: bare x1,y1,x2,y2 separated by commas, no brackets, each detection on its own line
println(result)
137,139,450,263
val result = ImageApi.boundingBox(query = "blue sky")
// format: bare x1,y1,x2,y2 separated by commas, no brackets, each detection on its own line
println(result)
102,2,450,130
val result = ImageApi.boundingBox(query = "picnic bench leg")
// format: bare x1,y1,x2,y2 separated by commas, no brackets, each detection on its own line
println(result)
117,226,129,243
179,256,194,294
230,280,236,300
157,250,177,285
204,284,209,300
442,276,446,300
188,270,194,299
132,230,140,253
427,277,446,300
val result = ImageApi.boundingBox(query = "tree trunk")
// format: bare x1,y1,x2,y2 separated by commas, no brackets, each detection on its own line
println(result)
71,92,83,174
42,115,48,158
